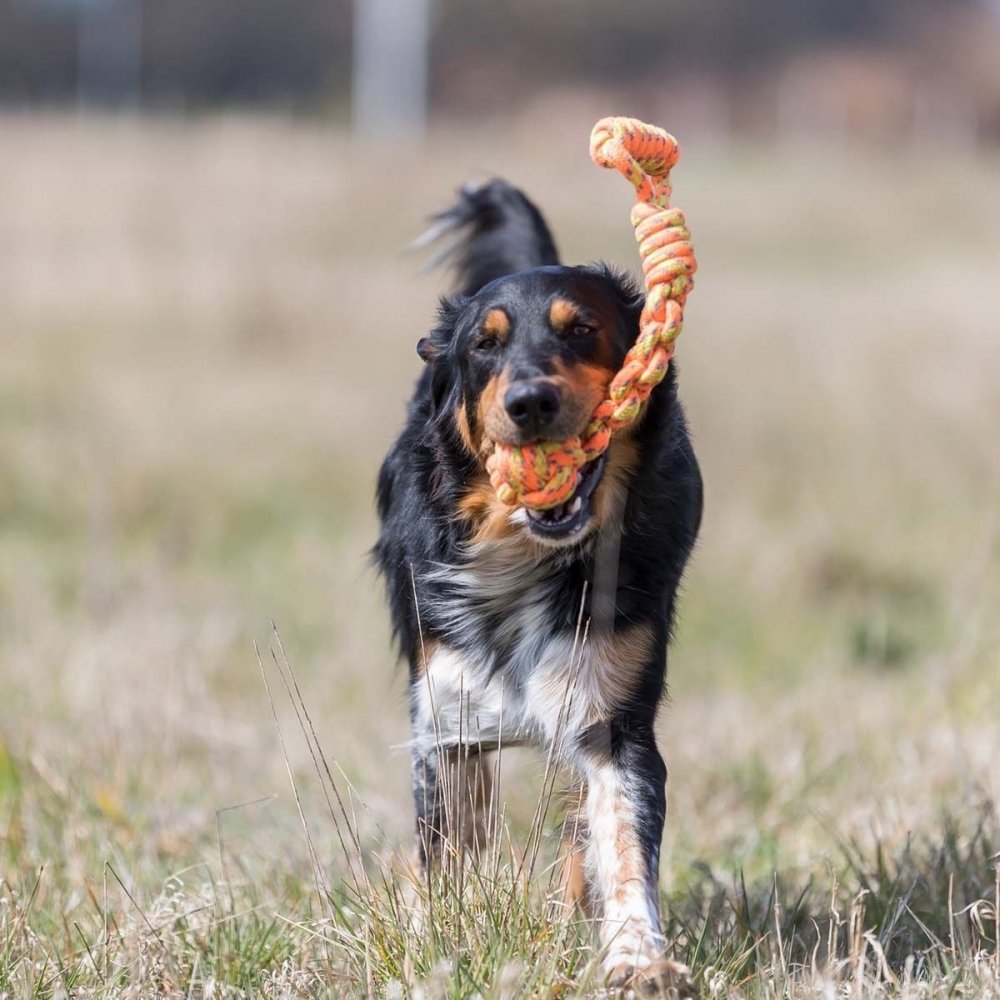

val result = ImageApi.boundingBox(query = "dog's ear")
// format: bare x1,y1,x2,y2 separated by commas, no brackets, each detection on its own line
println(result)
417,295,467,417
416,294,466,366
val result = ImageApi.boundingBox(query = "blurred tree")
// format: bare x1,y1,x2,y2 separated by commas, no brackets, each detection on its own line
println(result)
0,0,351,108
142,0,350,108
0,1,77,99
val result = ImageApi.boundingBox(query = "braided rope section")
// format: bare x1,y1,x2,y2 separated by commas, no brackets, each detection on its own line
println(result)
486,116,697,509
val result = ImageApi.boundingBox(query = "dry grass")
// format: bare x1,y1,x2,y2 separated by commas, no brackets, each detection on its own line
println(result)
0,112,998,997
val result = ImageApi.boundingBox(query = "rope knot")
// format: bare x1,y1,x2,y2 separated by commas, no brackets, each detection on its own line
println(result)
488,116,697,511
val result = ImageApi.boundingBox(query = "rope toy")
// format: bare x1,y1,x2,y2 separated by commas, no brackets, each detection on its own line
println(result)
485,116,697,510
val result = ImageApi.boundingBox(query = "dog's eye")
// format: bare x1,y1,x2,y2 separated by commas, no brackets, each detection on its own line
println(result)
571,323,596,336
475,337,499,352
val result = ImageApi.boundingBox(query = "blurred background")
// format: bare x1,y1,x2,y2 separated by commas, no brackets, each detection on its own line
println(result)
1,0,999,989
3,0,1000,143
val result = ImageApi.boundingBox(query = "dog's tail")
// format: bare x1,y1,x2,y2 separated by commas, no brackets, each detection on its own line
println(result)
414,179,560,296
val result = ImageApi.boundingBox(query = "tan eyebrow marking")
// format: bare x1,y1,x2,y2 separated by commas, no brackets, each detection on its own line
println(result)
482,308,510,342
549,298,579,330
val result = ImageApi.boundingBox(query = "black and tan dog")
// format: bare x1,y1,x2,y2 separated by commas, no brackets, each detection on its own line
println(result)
374,179,702,992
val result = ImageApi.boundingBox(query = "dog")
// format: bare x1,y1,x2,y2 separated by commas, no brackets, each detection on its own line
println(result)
374,178,702,993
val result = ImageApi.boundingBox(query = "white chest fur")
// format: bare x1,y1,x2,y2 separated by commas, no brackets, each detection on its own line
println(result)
412,623,652,760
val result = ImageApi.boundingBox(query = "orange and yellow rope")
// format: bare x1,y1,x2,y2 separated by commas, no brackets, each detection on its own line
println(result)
486,116,697,510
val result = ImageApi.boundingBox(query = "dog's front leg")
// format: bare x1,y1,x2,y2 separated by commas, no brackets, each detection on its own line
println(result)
583,731,692,995
411,739,495,874
411,742,445,872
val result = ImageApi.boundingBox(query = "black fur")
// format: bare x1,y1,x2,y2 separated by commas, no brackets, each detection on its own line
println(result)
422,178,560,297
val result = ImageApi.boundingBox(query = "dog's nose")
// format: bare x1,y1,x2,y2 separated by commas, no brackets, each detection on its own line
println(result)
504,379,561,437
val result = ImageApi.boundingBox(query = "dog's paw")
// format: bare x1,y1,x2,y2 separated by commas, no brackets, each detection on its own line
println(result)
605,957,694,998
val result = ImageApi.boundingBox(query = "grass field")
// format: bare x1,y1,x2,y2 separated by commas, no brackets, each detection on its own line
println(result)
1,113,998,997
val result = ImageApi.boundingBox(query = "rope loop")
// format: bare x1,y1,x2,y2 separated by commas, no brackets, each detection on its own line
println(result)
487,116,697,510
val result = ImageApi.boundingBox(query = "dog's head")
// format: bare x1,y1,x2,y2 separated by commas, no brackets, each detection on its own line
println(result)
418,265,643,548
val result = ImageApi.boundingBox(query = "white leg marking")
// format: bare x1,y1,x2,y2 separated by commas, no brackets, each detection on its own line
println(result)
586,764,664,973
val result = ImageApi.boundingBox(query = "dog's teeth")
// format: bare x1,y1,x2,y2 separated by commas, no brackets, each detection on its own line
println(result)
526,495,583,529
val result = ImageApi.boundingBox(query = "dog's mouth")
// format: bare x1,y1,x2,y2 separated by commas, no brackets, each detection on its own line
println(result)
524,456,606,541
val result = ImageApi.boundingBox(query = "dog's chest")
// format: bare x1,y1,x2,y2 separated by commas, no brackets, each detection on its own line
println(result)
413,548,650,756
414,633,596,755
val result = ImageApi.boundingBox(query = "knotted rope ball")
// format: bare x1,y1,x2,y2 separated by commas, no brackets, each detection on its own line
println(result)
485,116,698,510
